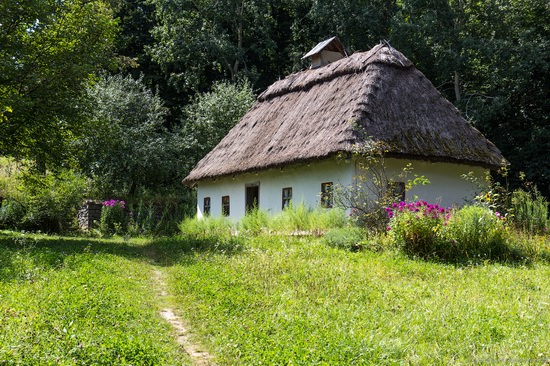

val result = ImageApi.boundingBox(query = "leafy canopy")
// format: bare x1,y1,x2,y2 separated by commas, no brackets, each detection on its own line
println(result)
0,0,117,168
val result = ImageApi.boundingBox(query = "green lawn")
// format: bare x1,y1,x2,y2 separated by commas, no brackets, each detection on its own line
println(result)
0,232,189,365
1,231,549,365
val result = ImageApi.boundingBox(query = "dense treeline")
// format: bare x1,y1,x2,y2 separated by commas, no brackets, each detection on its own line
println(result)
0,0,548,231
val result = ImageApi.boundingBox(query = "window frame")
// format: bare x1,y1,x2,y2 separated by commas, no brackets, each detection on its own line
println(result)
203,196,211,216
387,181,406,202
282,187,292,210
222,195,230,216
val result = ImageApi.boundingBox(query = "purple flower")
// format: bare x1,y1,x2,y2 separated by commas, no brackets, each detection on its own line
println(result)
102,199,125,208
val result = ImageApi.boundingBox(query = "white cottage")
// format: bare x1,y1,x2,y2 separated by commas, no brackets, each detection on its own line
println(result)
183,39,506,220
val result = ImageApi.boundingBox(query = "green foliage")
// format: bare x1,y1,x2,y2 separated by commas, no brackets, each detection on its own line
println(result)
179,80,255,165
510,189,549,235
0,169,88,232
0,233,188,364
126,195,194,236
179,216,233,240
100,200,128,236
441,205,511,261
0,201,25,229
271,202,313,232
388,200,449,258
462,168,512,214
178,216,243,251
0,0,117,168
322,226,365,251
269,202,347,233
389,202,521,262
149,0,276,91
78,74,185,197
310,206,349,230
240,207,270,235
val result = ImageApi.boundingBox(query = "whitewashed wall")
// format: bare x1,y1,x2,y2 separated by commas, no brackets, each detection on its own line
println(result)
195,157,488,220
357,158,487,207
196,158,354,220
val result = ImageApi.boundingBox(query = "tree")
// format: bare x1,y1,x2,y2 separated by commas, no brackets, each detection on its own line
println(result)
0,0,118,169
179,80,255,164
149,0,276,93
77,74,186,197
391,0,550,196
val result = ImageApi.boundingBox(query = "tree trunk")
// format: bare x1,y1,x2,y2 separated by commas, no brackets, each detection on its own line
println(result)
454,71,461,102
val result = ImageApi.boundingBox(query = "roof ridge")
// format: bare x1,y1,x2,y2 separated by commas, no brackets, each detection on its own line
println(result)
258,45,412,103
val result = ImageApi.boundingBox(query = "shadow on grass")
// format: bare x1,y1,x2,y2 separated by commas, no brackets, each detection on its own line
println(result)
394,243,550,268
0,231,245,282
141,235,245,266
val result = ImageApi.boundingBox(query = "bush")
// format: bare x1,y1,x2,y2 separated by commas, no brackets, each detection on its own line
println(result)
323,227,365,251
0,200,25,229
99,199,127,236
18,170,88,232
510,189,548,234
388,201,450,258
441,205,511,261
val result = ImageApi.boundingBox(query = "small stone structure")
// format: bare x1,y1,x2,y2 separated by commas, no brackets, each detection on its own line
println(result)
78,200,102,230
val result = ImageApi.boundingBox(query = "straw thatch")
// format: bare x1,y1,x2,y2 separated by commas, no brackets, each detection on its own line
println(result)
184,43,505,184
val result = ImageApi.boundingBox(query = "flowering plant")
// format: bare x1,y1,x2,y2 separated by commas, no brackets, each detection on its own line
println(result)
100,199,127,235
386,200,451,257
102,199,125,208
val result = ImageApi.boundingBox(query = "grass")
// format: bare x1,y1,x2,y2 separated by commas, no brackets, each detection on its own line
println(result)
1,229,549,365
160,234,550,365
0,231,189,365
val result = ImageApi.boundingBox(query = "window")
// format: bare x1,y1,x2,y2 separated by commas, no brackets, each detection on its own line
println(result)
203,197,211,216
222,196,230,216
387,182,406,202
282,187,292,209
321,182,333,208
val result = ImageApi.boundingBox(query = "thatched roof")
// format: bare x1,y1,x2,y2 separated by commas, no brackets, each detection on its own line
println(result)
184,43,506,184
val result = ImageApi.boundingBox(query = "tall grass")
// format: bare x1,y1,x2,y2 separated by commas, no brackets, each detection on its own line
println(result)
442,205,510,260
181,203,348,238
239,207,270,234
511,189,549,234
269,202,347,233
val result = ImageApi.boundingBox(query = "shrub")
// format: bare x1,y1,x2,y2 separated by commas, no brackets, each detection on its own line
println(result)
440,205,511,261
387,202,521,262
0,200,25,229
388,200,450,258
18,170,88,232
323,227,365,251
510,189,548,234
99,199,127,235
